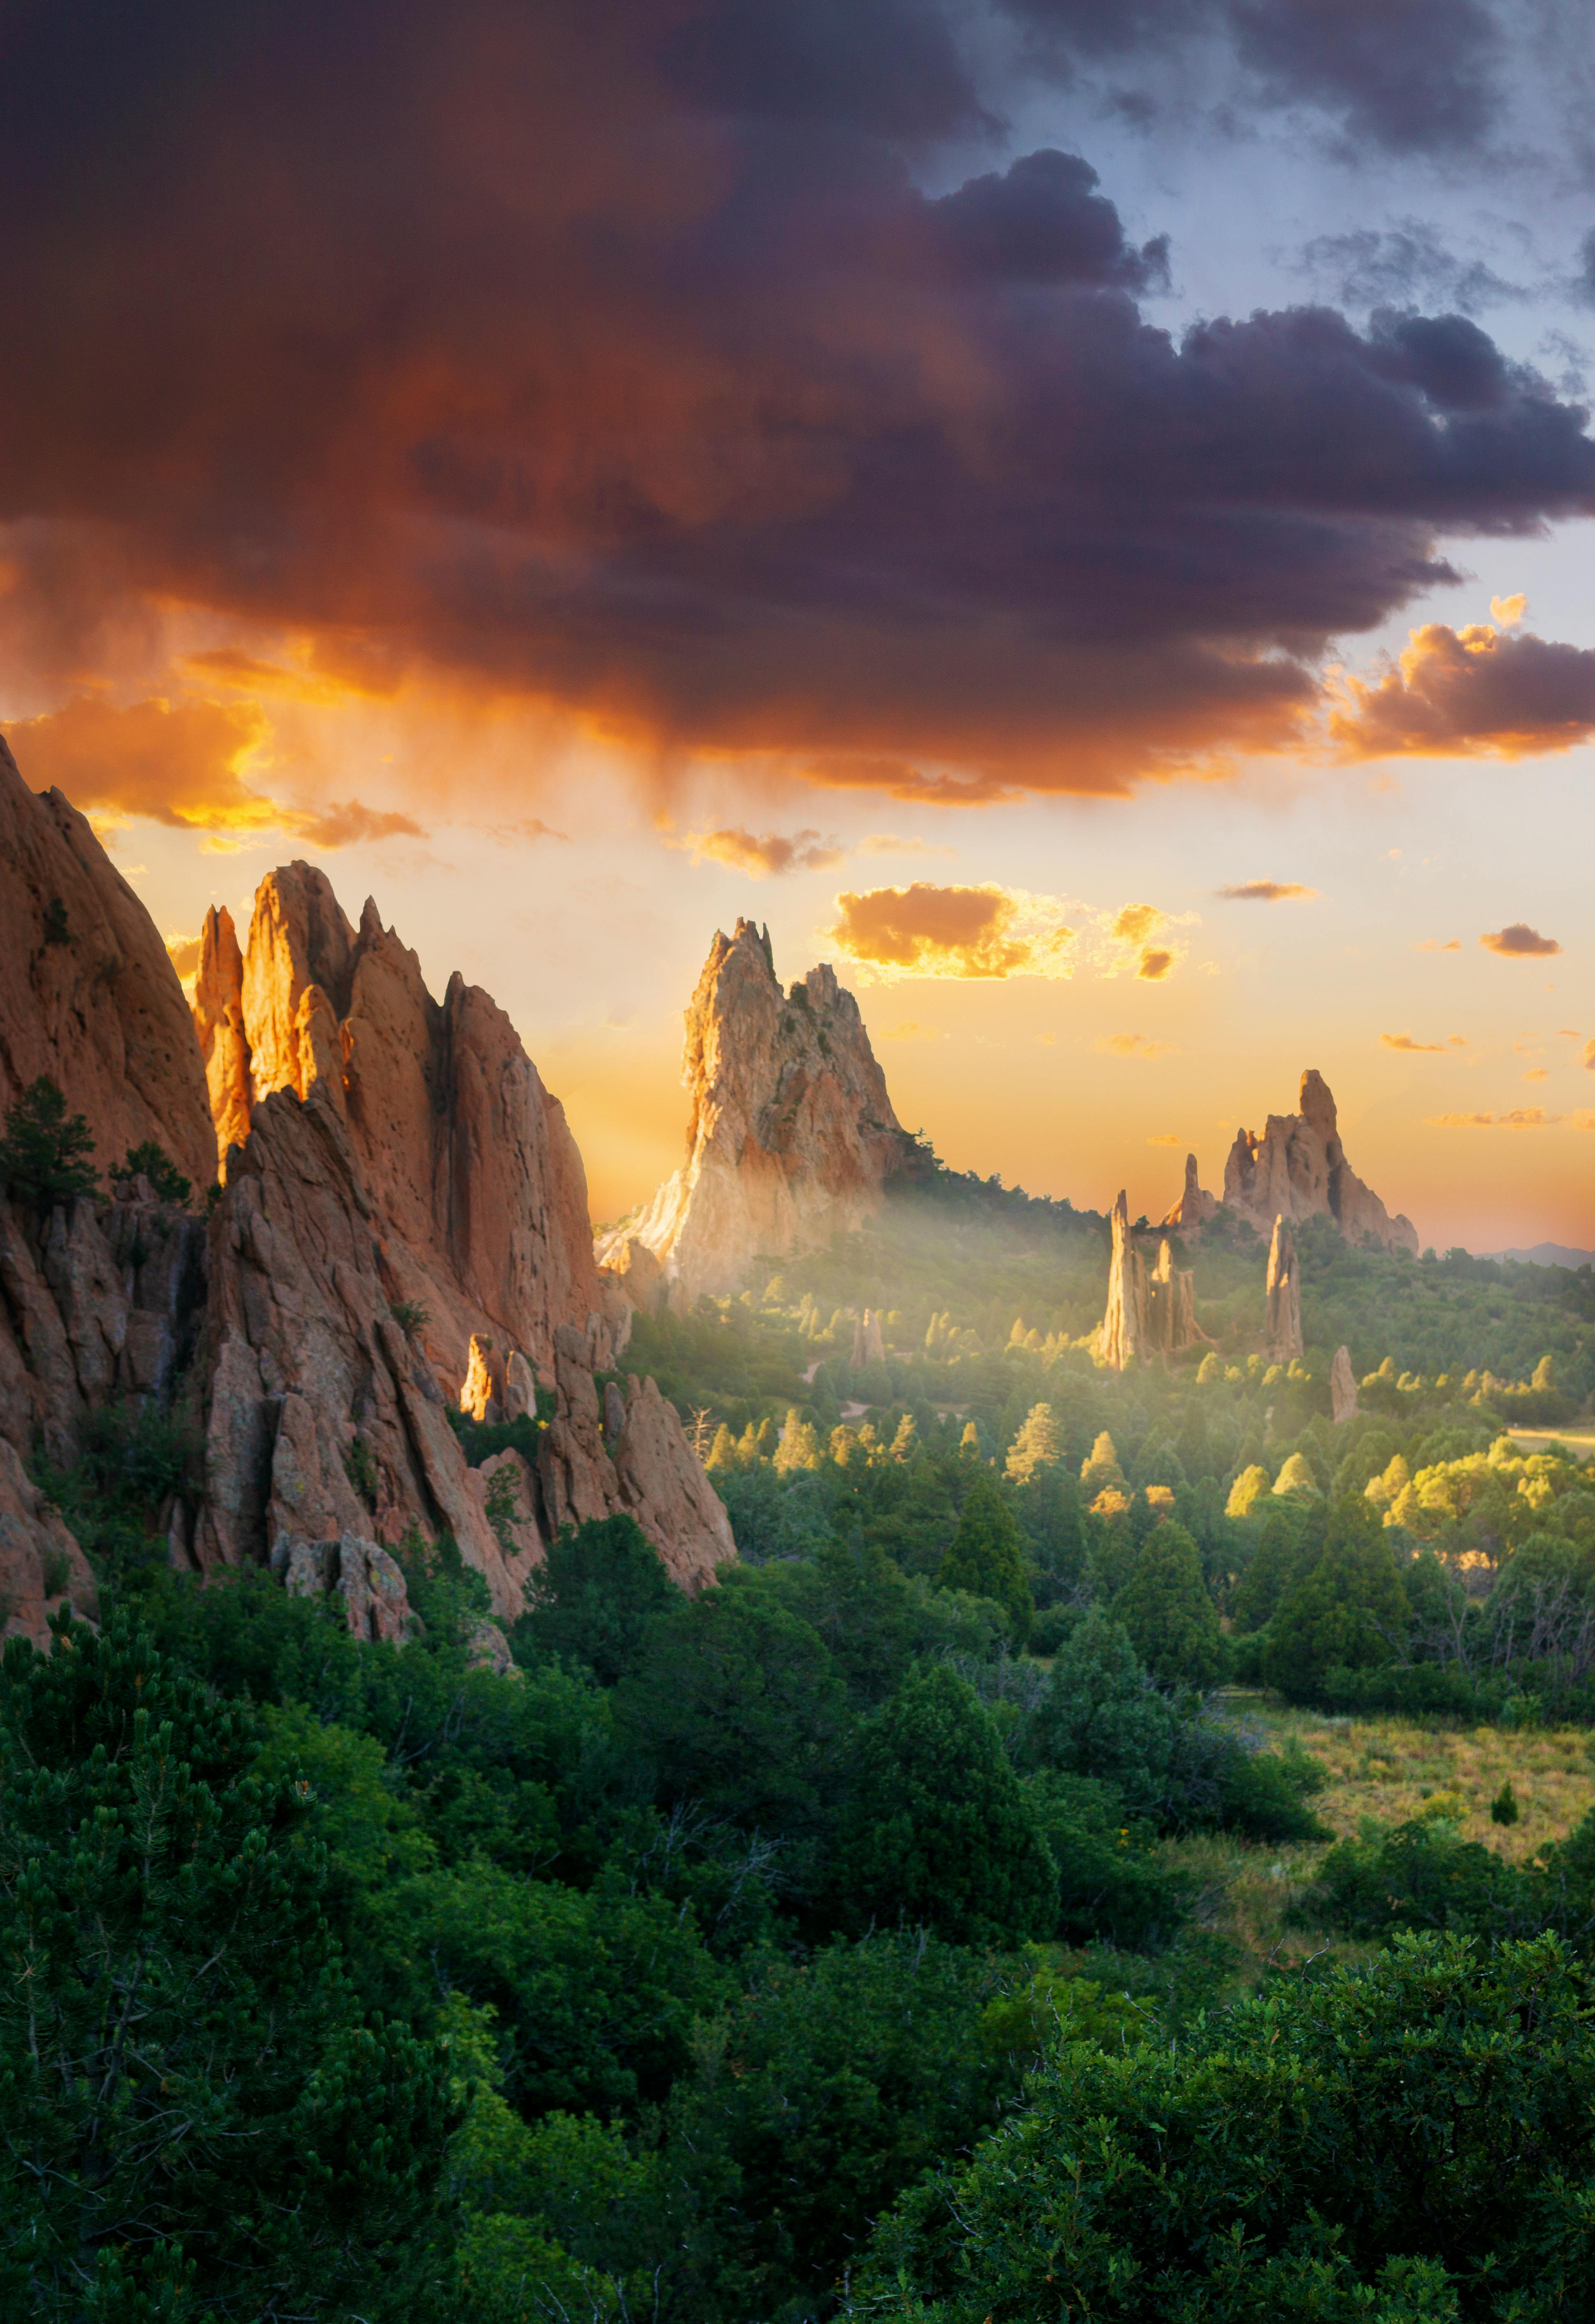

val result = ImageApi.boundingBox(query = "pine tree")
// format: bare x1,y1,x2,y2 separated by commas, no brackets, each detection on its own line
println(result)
831,1664,1057,1946
1113,1520,1224,1691
1005,1402,1063,1485
0,1076,98,1214
1231,1504,1311,1631
775,1409,822,1473
938,1476,1034,1638
0,1611,456,2318
1080,1431,1123,1492
1226,1463,1272,1518
1273,1450,1321,1500
1264,1496,1410,1703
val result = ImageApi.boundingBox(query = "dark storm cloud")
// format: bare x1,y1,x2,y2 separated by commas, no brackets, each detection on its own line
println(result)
1000,0,1505,154
1298,222,1530,317
0,0,1592,798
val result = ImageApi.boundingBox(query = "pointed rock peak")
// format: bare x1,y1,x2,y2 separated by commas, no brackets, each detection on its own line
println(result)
598,922,905,1297
1161,1150,1217,1234
1299,1067,1337,1138
1224,1068,1417,1254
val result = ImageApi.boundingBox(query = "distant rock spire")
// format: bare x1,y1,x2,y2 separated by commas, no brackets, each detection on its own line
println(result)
1161,1151,1216,1234
1264,1215,1304,1363
1099,1191,1148,1370
1225,1068,1418,1254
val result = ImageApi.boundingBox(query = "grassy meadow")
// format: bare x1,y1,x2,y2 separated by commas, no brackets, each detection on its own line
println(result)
1151,1702,1595,1974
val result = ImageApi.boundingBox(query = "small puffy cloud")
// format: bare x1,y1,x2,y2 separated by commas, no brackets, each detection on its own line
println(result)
4,693,424,849
1137,947,1174,981
1490,595,1526,626
1147,1132,1183,1146
1381,1031,1446,1052
1216,879,1317,901
1583,1037,1595,1072
1112,903,1163,945
687,826,845,877
1427,1108,1557,1128
826,883,1074,980
1524,1067,1549,1082
1097,1032,1176,1061
1416,937,1462,952
1330,622,1595,759
164,931,202,979
1481,923,1561,957
854,834,957,859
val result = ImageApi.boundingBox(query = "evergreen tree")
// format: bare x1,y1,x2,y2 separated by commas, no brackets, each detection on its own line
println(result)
0,1076,98,1214
1225,1462,1271,1518
774,1408,821,1473
1004,1402,1063,1484
1079,1431,1123,1492
1273,1450,1322,1500
1113,1519,1224,1691
516,1512,679,1685
937,1476,1034,1639
0,1611,456,2320
831,1664,1057,1945
1264,1495,1410,1703
110,1138,192,1205
1231,1502,1312,1630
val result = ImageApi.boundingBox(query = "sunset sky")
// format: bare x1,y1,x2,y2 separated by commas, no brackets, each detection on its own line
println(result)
5,0,1595,1251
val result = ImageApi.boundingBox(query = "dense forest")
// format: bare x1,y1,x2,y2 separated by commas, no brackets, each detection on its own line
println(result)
13,1147,1595,2318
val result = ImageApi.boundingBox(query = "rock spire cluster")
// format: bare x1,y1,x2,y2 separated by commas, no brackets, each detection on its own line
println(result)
598,920,905,1299
1224,1070,1418,1254
0,768,735,1642
1097,1192,1205,1370
1330,1343,1358,1423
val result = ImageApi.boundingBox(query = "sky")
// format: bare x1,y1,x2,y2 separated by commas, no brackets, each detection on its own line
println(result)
5,0,1595,1251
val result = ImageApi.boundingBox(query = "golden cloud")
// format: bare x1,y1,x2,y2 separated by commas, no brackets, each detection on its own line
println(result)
825,884,1076,981
1112,903,1163,945
686,826,845,877
164,931,202,979
1427,1108,1557,1129
1416,938,1462,952
1097,1032,1176,1061
1147,1132,1183,1145
1481,924,1560,958
1489,595,1527,626
1137,947,1174,982
1216,879,1317,901
4,694,425,849
1524,1067,1549,1083
1381,1032,1447,1053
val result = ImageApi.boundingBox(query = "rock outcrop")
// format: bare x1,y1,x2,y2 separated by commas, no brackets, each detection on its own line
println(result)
1225,1071,1418,1255
0,735,215,1193
1098,1194,1206,1370
0,1435,98,1646
852,1309,887,1367
192,863,604,1382
1161,1153,1217,1235
598,922,906,1299
1264,1216,1304,1363
1330,1344,1358,1424
536,1322,734,1591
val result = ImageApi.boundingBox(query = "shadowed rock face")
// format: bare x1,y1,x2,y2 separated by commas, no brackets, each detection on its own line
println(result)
1161,1152,1216,1234
0,736,215,1195
192,863,603,1382
1224,1069,1418,1254
598,919,905,1299
1265,1216,1305,1364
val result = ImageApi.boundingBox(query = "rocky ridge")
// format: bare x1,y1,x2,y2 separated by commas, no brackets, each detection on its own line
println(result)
0,777,735,1641
599,921,906,1299
1224,1070,1418,1255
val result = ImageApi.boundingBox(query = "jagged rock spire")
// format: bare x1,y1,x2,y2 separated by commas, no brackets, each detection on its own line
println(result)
1264,1214,1304,1363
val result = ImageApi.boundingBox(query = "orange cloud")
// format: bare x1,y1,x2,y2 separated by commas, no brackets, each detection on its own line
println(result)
1112,903,1163,945
1137,947,1173,981
825,884,1075,981
1584,1039,1595,1072
1427,1108,1557,1129
1381,1032,1446,1053
1481,923,1560,958
686,826,845,878
1416,938,1462,952
1524,1067,1549,1082
4,694,424,849
1147,1131,1183,1145
165,931,202,978
1097,1032,1175,1061
1216,879,1317,901
1330,623,1595,760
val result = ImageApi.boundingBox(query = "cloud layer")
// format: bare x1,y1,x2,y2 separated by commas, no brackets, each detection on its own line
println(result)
3,2,1595,807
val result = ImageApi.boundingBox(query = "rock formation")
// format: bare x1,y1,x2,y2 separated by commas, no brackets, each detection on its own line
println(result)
1225,1071,1418,1254
1147,1240,1204,1357
1098,1193,1148,1371
192,862,604,1382
851,1309,886,1367
1264,1216,1304,1363
0,736,215,1194
0,1436,99,1647
1098,1195,1208,1370
1161,1152,1217,1235
1330,1344,1358,1425
598,921,906,1299
537,1322,734,1589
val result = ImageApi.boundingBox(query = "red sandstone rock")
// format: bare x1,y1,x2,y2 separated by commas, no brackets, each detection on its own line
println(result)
1264,1216,1305,1363
1161,1152,1217,1234
1098,1191,1148,1371
598,921,905,1297
0,1436,97,1646
0,735,214,1193
1330,1344,1358,1424
1224,1071,1418,1254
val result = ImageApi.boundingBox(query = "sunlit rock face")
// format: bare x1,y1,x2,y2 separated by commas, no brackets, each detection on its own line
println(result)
1224,1070,1419,1255
1161,1152,1217,1235
0,736,215,1195
192,862,603,1383
1265,1215,1305,1364
599,919,906,1299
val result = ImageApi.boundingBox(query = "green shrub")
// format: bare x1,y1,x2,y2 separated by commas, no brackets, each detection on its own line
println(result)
0,1076,98,1212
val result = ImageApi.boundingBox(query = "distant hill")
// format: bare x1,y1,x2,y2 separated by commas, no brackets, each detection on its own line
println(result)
1487,1243,1595,1271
